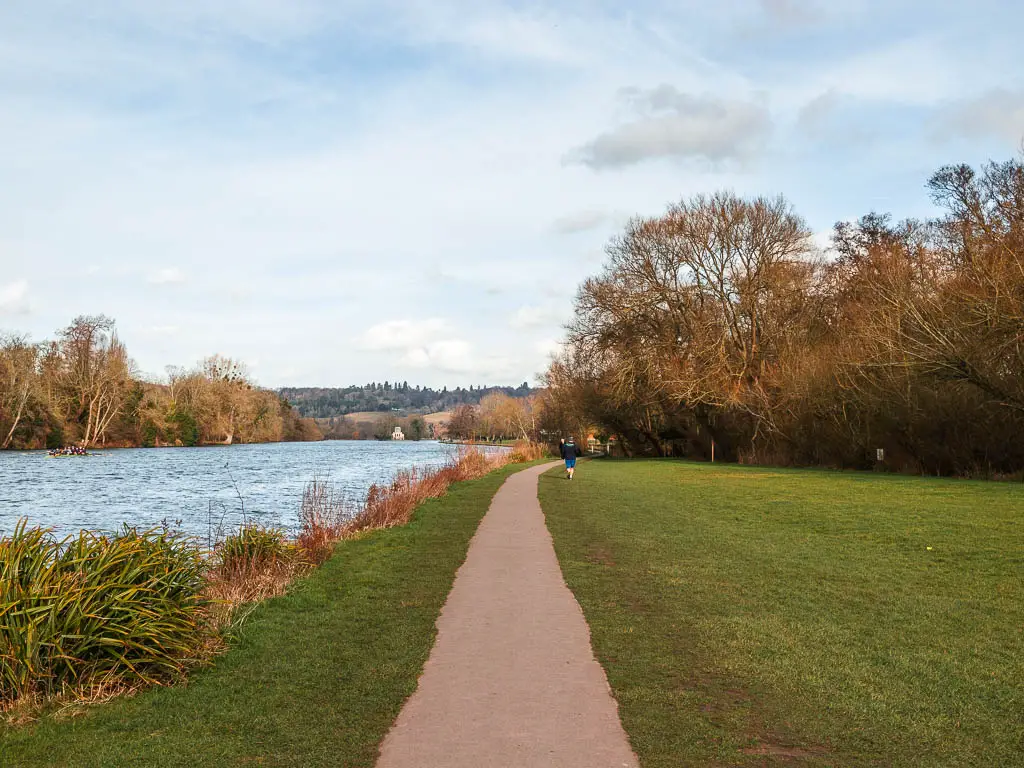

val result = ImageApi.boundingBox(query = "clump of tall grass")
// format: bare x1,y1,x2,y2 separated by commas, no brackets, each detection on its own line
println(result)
204,523,299,630
296,476,350,566
0,519,208,711
345,447,513,534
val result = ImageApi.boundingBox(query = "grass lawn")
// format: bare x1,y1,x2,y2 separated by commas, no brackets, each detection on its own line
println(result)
1,463,530,767
539,460,1023,768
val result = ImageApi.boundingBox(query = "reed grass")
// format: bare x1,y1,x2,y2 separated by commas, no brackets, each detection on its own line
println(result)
508,440,550,462
296,476,349,566
204,524,301,630
345,447,512,534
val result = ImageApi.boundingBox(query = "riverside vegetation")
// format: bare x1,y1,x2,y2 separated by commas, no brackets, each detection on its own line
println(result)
0,315,321,450
0,445,541,724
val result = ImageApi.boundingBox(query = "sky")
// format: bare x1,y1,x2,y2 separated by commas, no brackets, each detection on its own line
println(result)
1,0,1022,389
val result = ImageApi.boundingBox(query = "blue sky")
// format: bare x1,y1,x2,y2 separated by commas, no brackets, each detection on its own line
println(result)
1,0,1022,387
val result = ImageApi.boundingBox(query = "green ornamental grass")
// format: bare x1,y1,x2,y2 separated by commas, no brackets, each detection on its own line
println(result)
0,519,208,706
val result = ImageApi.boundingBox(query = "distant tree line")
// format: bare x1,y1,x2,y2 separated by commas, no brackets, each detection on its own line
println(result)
540,156,1024,476
317,392,541,443
320,412,433,441
279,382,535,418
0,316,322,450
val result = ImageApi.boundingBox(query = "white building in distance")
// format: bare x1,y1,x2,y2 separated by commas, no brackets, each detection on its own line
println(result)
392,426,405,441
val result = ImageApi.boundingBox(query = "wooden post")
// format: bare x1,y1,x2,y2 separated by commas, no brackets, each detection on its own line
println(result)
711,440,715,463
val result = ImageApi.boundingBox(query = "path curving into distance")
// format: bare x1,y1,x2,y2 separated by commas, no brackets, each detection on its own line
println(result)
376,462,638,768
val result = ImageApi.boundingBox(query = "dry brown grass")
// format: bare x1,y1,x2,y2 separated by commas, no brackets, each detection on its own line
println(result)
508,440,550,462
344,448,513,535
203,476,352,630
296,475,350,566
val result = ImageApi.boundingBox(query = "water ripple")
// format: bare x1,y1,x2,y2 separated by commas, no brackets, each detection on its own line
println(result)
0,441,478,539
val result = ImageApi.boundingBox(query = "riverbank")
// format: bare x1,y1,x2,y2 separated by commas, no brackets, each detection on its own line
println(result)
538,459,1024,767
1,461,538,766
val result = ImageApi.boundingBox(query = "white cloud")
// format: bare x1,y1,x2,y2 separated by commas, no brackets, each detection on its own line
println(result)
935,89,1024,144
359,319,451,352
359,319,478,374
404,339,475,373
0,280,30,315
510,305,565,330
148,268,186,285
797,89,841,135
571,85,773,169
759,0,823,25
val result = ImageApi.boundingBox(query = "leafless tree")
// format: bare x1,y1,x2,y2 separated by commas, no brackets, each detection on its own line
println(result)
0,333,39,449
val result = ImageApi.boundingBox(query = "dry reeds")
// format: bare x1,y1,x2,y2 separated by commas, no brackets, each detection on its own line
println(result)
296,476,349,566
344,448,513,535
204,523,300,630
508,440,549,462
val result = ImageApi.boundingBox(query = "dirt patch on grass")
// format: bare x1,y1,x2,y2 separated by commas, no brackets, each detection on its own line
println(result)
585,545,616,567
742,741,828,760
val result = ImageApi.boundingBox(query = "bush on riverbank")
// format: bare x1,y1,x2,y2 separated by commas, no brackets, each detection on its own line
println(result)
296,476,349,566
0,521,208,712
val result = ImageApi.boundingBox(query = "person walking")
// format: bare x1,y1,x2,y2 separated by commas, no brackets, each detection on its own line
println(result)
562,436,581,480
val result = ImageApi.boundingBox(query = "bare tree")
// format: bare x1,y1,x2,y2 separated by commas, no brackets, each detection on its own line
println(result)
0,334,39,449
56,316,134,447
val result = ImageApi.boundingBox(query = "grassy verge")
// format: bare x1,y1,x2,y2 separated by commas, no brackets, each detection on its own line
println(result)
539,460,1023,767
1,463,531,767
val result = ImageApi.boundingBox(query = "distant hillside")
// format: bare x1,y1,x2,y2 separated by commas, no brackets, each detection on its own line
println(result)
278,382,535,419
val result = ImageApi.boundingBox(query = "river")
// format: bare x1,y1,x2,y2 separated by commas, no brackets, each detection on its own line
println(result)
0,441,496,541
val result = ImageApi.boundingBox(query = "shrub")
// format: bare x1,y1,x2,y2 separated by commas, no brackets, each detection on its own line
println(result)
0,520,208,708
215,524,291,573
170,408,200,447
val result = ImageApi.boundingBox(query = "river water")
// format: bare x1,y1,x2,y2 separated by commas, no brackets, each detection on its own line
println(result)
0,441,494,541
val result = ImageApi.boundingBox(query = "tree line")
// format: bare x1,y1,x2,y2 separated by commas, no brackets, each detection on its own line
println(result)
0,315,321,450
279,382,535,418
540,156,1024,476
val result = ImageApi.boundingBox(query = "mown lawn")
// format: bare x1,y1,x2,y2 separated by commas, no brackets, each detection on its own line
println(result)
539,460,1023,768
1,463,529,768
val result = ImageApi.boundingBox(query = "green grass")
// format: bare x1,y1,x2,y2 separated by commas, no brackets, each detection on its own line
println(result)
539,460,1024,768
1,463,530,767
